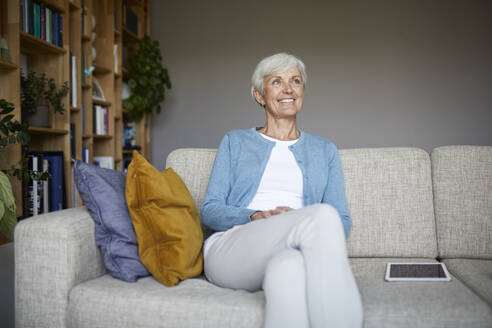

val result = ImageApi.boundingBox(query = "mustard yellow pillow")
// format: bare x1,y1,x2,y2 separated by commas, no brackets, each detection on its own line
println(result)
126,151,203,286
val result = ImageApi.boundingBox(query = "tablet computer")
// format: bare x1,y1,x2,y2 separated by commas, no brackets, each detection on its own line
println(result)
385,263,452,282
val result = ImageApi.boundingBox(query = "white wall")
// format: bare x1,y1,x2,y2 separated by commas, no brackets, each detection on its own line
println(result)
149,0,492,169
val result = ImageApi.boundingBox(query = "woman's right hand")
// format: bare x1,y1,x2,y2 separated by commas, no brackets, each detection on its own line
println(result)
250,206,294,221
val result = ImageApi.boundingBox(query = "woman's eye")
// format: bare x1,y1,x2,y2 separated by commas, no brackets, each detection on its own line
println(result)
272,79,281,85
293,79,301,84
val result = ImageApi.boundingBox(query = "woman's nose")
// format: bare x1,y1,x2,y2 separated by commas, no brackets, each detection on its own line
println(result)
283,82,293,93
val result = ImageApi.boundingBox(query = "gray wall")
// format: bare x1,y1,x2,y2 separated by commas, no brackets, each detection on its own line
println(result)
149,0,491,169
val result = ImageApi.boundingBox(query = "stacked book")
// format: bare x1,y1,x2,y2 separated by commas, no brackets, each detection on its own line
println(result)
20,0,64,47
24,151,66,217
93,105,109,135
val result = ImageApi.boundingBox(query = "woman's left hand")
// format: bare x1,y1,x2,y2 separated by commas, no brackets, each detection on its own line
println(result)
250,206,294,220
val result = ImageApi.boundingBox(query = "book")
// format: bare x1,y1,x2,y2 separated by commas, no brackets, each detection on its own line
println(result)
93,156,114,170
82,146,89,163
46,7,51,43
33,2,40,38
27,0,34,35
53,11,58,46
71,54,77,107
41,152,65,211
40,3,46,40
26,154,39,216
70,123,75,159
42,159,50,214
58,14,63,47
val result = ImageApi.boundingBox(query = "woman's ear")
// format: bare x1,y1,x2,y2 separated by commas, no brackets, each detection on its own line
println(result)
253,88,266,107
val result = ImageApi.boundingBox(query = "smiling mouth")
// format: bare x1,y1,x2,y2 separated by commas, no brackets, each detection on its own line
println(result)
279,99,295,103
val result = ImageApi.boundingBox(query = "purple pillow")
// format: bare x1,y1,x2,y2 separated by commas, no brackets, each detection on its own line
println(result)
74,161,149,282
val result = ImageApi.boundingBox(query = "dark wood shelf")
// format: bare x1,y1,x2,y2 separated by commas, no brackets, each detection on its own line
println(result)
82,34,91,42
43,0,67,13
94,134,113,139
92,99,112,107
0,58,18,70
28,126,68,135
70,106,80,112
20,32,66,55
82,134,92,139
93,64,112,75
69,1,81,10
82,83,91,89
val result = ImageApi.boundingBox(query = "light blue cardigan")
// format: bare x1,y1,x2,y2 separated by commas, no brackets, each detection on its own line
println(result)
200,127,352,239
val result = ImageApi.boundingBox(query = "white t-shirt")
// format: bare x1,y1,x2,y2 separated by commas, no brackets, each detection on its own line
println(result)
247,133,304,211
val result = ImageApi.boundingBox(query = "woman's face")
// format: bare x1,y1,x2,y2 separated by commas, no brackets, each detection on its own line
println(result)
255,66,304,119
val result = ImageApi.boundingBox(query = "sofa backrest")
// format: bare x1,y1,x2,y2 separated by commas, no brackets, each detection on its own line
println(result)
431,145,492,260
340,148,437,258
166,147,438,258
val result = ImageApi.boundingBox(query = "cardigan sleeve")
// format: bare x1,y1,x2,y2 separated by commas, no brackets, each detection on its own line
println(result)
322,143,352,239
200,134,257,232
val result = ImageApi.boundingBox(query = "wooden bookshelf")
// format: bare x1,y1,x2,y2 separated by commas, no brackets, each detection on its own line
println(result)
0,0,152,217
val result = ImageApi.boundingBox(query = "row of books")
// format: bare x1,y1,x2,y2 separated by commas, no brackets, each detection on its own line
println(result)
93,105,109,135
25,151,65,217
20,0,64,47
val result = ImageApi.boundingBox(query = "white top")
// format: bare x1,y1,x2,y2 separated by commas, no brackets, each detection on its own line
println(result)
247,133,304,211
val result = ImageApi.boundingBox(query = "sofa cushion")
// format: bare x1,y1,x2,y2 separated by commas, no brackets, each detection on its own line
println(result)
351,257,492,328
166,148,217,238
67,259,492,328
68,275,265,328
126,151,204,287
74,161,149,282
340,148,437,257
431,146,492,259
443,259,492,307
166,148,438,258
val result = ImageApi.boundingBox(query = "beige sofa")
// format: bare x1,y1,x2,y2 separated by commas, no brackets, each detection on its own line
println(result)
15,145,492,327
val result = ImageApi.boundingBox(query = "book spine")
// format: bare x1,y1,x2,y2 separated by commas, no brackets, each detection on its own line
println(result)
33,2,39,38
58,15,63,47
46,7,51,43
40,3,45,40
43,159,49,213
53,11,58,46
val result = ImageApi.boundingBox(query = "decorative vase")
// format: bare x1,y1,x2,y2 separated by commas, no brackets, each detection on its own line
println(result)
23,104,51,128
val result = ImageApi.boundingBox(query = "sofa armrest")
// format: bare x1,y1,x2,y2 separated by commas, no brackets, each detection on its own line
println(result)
15,207,105,328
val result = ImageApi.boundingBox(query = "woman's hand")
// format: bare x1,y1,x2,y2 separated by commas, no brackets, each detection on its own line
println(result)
250,206,294,221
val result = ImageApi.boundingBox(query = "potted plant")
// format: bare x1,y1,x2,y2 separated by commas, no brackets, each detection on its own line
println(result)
0,99,29,241
123,36,171,121
21,71,69,127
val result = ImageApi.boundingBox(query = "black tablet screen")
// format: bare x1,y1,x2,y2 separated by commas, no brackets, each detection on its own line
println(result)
390,264,447,278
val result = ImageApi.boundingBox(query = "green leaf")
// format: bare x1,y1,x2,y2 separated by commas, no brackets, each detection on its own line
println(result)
1,114,14,123
9,135,16,145
0,198,4,220
0,122,8,135
0,138,7,147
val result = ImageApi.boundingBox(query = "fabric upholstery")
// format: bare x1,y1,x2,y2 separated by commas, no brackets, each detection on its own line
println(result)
68,275,265,328
166,148,217,239
431,146,492,259
350,258,492,328
339,148,437,257
166,147,438,258
126,151,204,287
66,259,492,328
443,259,492,307
14,207,105,328
74,160,149,282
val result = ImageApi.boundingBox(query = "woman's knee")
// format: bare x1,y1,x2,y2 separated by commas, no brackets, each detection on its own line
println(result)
263,250,305,291
309,204,344,233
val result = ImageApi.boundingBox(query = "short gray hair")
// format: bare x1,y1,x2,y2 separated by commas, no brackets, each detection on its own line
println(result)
251,53,307,99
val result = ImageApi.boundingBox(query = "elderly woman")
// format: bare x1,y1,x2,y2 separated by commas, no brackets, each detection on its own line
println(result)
200,53,363,328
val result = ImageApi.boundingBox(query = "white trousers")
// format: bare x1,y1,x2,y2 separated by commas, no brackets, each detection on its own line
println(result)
203,204,364,328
